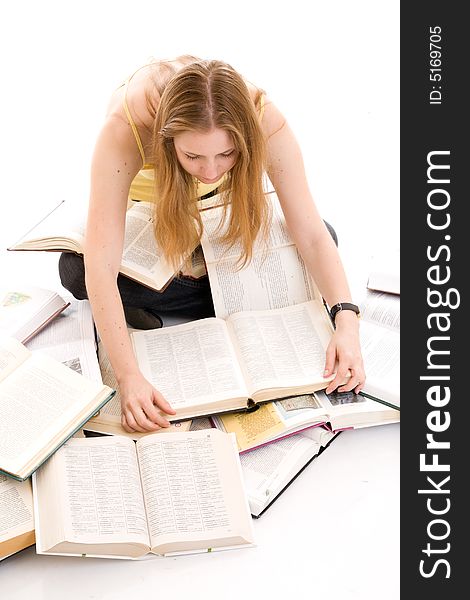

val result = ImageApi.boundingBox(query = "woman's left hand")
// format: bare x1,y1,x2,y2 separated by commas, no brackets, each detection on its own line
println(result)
323,311,366,395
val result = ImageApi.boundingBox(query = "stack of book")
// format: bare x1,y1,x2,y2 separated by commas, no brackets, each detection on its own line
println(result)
1,192,400,561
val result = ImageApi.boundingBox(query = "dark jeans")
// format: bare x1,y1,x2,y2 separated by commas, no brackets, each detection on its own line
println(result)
58,253,216,320
58,220,337,319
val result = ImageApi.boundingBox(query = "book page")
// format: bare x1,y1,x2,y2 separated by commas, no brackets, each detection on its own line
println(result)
0,474,35,557
85,341,192,438
240,432,323,515
0,286,68,344
227,301,333,395
359,290,400,332
214,403,288,451
0,346,113,477
8,199,85,252
136,430,254,553
200,192,319,318
360,320,400,407
131,319,248,413
201,192,293,262
34,436,150,552
213,395,330,452
356,289,400,408
0,337,30,383
314,389,399,429
25,299,102,383
189,417,216,431
119,201,177,289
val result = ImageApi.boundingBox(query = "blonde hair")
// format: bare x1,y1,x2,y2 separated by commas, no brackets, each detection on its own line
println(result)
149,58,270,270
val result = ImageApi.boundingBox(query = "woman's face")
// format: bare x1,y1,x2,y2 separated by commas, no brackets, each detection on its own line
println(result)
173,128,238,184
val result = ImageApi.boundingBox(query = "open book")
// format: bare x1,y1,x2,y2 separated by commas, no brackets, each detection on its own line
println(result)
0,475,35,560
7,200,180,292
358,290,400,409
32,429,254,559
25,298,102,384
0,285,69,344
200,191,320,319
130,298,340,422
212,388,399,452
84,340,192,439
0,337,115,481
240,427,339,517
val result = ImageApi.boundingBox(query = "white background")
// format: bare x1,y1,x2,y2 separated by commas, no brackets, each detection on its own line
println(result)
0,1,399,598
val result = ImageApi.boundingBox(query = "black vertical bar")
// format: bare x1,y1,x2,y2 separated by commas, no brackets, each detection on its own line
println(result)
401,2,466,596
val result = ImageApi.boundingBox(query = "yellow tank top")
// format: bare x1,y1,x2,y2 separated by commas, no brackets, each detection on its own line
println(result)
122,66,266,202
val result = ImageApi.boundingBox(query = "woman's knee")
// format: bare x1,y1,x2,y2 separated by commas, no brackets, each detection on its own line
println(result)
58,253,88,299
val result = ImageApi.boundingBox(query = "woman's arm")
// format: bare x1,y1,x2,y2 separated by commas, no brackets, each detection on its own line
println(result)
84,113,175,432
263,100,365,394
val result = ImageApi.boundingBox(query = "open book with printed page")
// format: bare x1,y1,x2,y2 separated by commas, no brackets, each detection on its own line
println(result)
199,190,321,319
357,289,400,409
0,337,115,481
0,285,69,344
130,297,344,422
32,429,254,559
6,199,191,292
126,189,350,421
240,426,340,517
211,388,399,453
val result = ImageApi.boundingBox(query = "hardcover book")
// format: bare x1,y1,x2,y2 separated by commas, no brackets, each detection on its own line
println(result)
32,429,254,559
0,337,115,481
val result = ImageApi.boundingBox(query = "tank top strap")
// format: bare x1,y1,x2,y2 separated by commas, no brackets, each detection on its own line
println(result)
258,92,266,121
122,64,154,167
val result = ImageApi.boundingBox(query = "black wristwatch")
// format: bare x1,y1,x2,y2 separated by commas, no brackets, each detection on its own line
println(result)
329,302,361,323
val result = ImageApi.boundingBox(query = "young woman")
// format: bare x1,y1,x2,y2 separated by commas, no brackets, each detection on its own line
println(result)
59,55,365,433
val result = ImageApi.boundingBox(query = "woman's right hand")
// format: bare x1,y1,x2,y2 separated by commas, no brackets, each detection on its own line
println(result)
118,371,177,433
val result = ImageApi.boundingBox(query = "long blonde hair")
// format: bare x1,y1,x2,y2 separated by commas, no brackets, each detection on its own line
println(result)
150,58,270,270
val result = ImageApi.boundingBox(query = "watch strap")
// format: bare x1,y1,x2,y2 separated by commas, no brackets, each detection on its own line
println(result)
329,302,361,322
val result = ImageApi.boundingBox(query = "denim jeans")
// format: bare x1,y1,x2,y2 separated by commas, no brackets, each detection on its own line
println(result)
58,252,216,320
58,220,337,319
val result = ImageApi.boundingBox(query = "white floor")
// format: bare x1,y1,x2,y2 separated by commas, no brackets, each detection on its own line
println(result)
0,2,399,598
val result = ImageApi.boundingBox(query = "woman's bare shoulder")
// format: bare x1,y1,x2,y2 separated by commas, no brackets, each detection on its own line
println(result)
243,78,286,136
259,95,287,138
105,63,159,131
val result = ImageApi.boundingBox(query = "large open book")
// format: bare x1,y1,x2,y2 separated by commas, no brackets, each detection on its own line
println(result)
0,337,115,480
200,191,320,319
130,298,339,422
240,427,339,517
32,429,254,559
212,387,399,452
358,290,400,409
0,475,35,560
7,200,180,292
0,285,69,344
